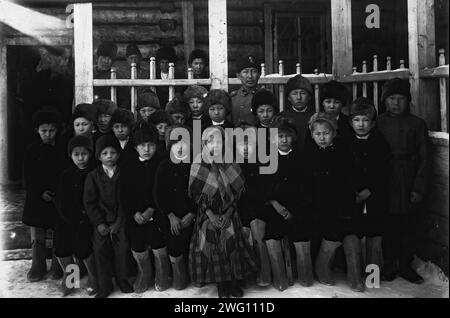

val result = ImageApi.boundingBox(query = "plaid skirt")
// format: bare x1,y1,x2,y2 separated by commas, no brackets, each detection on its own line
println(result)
189,209,258,284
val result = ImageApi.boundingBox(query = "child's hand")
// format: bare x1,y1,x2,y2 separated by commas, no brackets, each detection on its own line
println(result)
42,190,55,202
219,213,231,229
168,213,182,236
97,224,109,236
109,222,120,235
208,214,222,229
181,213,195,228
410,192,423,203
134,212,146,225
356,189,371,203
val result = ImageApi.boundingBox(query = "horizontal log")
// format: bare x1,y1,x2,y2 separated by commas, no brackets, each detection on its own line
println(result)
6,36,73,46
197,44,264,60
420,65,449,78
93,25,183,42
0,249,31,261
195,26,263,44
195,9,263,25
340,69,411,83
94,78,212,87
429,131,450,146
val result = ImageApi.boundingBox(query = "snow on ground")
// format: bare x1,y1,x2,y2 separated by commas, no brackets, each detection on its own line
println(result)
0,257,448,298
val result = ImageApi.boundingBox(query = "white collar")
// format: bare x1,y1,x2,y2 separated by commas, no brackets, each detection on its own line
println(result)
356,134,370,140
193,114,203,120
173,154,188,161
212,120,225,125
160,72,169,79
119,137,129,149
292,106,308,113
102,164,116,178
278,149,292,156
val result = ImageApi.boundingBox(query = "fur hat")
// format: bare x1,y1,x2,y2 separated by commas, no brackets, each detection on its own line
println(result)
286,74,313,97
148,110,173,126
93,99,118,116
126,44,141,58
166,98,190,118
132,122,159,146
270,114,297,137
32,109,62,129
188,49,208,65
236,54,261,73
381,78,411,107
165,124,192,151
321,80,349,106
96,42,116,59
236,113,258,128
349,97,378,120
251,88,279,115
183,85,208,101
67,135,93,157
308,112,338,134
137,91,161,111
203,89,231,115
72,103,97,123
95,134,121,159
110,108,136,127
156,46,177,63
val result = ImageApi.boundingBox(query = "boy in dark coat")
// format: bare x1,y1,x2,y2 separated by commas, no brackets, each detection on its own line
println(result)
305,113,363,292
321,80,353,140
184,85,210,131
377,78,429,284
166,98,190,125
92,99,117,141
259,116,314,290
23,110,65,282
347,97,391,275
203,89,234,130
136,90,160,122
154,125,196,290
110,108,136,165
148,110,174,159
279,75,315,153
54,136,97,296
84,134,133,298
120,123,170,293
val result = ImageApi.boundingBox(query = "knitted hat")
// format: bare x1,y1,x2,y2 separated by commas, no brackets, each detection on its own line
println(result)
110,108,136,127
126,44,141,58
286,74,313,97
137,91,161,111
93,99,118,116
308,112,338,134
156,46,177,63
251,88,279,115
236,54,261,73
96,42,116,59
349,97,378,120
132,122,159,146
67,135,93,156
95,134,121,159
188,49,208,65
166,98,190,118
165,124,192,151
72,103,97,123
32,109,62,129
203,89,231,115
183,85,208,101
321,80,349,106
270,114,297,137
148,110,173,126
381,78,411,107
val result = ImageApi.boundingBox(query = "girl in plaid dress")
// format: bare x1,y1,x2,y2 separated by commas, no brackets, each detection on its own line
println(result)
188,126,257,298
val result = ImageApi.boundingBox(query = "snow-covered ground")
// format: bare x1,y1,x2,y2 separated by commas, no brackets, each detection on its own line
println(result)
0,257,448,298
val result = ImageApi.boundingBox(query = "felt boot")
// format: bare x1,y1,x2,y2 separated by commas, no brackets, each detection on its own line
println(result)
315,239,341,286
294,241,314,287
27,227,47,282
132,250,154,293
153,247,171,291
266,239,288,291
343,235,365,292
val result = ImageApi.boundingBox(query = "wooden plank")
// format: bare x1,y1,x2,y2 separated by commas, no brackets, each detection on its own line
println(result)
74,3,94,105
264,4,274,74
182,0,195,69
0,24,8,184
93,78,212,87
93,25,183,42
420,65,449,78
195,8,263,26
208,0,228,90
408,0,440,130
6,36,72,46
331,0,352,79
340,70,411,83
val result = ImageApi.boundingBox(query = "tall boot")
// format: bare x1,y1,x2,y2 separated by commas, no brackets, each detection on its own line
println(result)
57,256,75,296
315,239,341,286
366,236,383,271
153,247,171,291
265,239,288,291
294,241,314,287
170,255,187,290
132,250,154,293
27,227,47,282
343,235,365,292
82,253,98,296
48,252,63,280
250,219,271,287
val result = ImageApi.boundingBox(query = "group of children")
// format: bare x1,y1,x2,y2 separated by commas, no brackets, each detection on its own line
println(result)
22,70,429,297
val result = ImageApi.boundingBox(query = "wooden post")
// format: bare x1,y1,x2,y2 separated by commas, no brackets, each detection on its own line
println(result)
182,0,195,70
362,61,367,97
130,63,137,114
168,62,175,101
187,68,194,80
0,24,8,184
314,69,320,112
439,49,447,132
373,55,379,110
208,0,228,90
352,66,357,100
264,4,274,75
331,0,353,80
278,60,285,111
110,67,117,103
150,57,156,79
73,3,93,105
408,0,439,129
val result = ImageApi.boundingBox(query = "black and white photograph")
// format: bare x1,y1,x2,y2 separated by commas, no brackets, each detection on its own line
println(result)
0,0,448,301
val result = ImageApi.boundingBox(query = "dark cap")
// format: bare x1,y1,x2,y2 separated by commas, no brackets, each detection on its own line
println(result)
236,55,261,73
